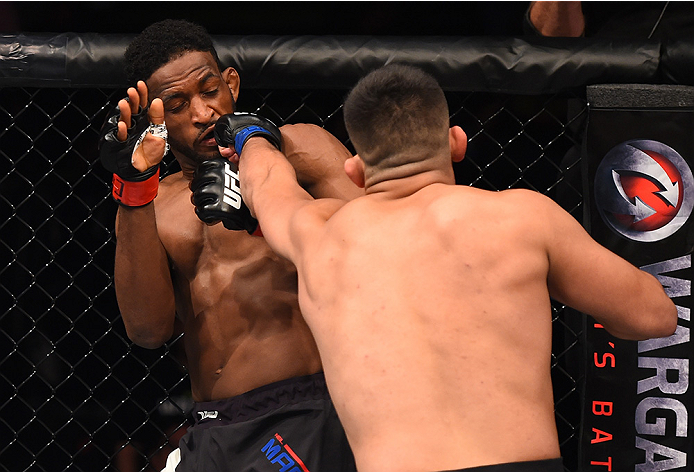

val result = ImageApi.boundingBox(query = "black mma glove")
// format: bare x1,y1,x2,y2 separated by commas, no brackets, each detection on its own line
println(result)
99,104,167,206
190,158,262,236
214,112,282,155
193,112,281,235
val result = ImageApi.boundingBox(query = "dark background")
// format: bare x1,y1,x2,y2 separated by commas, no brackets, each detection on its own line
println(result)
0,1,529,36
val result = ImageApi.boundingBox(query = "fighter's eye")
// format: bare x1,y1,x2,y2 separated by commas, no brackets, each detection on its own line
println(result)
167,102,186,113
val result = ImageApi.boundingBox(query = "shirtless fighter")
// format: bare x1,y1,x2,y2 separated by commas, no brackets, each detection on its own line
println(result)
99,19,359,471
207,64,678,472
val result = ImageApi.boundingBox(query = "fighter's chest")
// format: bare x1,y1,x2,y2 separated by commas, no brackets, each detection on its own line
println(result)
156,207,259,275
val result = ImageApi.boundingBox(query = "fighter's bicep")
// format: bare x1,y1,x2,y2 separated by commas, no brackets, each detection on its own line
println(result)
544,199,643,313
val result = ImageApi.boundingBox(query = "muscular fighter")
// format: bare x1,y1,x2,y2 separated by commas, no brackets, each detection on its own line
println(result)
99,19,360,471
211,64,678,472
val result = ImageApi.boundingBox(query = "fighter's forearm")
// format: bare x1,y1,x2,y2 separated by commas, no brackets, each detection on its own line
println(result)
114,204,176,348
528,1,585,37
240,138,313,262
240,138,302,217
604,271,676,341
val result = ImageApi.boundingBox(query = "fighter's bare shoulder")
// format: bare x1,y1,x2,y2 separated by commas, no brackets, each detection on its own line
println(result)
279,122,328,141
277,123,355,198
454,186,553,209
154,171,197,222
153,171,208,252
280,123,351,160
493,188,576,240
157,171,189,199
449,186,562,230
496,187,555,206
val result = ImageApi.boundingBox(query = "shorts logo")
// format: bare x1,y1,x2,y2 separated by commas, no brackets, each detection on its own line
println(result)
261,433,310,472
594,139,694,242
197,410,219,420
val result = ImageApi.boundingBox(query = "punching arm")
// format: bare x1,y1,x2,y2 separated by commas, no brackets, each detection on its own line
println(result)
239,138,345,264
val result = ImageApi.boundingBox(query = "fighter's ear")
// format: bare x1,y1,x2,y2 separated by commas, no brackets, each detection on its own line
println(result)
222,67,240,102
344,155,366,188
449,126,467,163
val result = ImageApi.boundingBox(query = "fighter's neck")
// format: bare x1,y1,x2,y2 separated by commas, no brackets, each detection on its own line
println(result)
364,169,454,198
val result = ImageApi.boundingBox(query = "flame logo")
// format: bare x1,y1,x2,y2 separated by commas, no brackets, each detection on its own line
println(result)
594,140,694,242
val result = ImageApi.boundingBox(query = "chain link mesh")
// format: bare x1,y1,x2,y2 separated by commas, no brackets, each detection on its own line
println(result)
1,86,587,471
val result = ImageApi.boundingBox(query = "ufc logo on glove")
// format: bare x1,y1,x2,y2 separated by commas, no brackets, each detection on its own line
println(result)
223,162,243,210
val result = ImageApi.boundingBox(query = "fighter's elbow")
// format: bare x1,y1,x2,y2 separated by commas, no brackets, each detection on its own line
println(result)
642,274,678,339
128,331,170,349
623,296,678,341
122,315,174,349
650,299,678,339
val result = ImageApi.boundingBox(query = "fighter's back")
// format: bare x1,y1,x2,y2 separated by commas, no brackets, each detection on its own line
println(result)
298,184,562,472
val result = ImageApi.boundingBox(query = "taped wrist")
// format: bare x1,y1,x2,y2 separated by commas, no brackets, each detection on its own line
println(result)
233,126,280,155
112,166,160,206
214,113,282,156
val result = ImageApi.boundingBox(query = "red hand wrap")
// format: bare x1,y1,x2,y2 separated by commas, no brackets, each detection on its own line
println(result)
112,168,160,206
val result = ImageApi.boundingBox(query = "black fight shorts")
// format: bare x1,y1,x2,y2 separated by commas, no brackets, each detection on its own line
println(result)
175,372,356,472
441,458,564,472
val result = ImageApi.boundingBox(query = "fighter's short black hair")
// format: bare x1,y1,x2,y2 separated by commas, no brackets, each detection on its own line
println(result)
124,19,223,85
343,64,449,167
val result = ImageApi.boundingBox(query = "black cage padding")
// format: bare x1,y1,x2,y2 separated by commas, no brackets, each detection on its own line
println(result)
3,33,694,92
